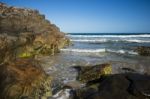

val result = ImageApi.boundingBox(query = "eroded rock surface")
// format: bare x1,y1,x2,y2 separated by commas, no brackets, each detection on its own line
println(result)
0,2,69,63
0,2,69,99
54,64,150,99
0,59,52,99
135,46,150,56
73,63,112,83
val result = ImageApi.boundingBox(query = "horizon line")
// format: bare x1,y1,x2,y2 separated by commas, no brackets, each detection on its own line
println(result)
66,32,150,34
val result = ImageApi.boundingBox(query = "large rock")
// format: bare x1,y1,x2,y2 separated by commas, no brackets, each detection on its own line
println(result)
73,63,112,83
71,73,150,99
135,46,150,56
0,2,70,99
0,59,52,99
0,2,70,63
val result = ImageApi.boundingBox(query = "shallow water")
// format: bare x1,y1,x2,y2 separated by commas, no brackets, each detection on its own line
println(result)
40,33,150,93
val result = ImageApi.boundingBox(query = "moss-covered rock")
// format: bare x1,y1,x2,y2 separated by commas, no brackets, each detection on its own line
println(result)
64,73,150,99
0,3,70,99
0,2,70,63
0,59,52,99
74,63,112,83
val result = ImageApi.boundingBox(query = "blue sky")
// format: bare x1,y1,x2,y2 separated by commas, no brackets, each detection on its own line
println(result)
1,0,150,33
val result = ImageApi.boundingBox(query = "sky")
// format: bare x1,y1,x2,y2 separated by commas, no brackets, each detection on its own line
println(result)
1,0,150,33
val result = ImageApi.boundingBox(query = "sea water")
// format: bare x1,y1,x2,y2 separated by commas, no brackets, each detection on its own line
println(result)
45,33,150,91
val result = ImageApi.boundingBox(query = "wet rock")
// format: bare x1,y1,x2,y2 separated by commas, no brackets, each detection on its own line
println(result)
64,81,85,90
135,46,150,56
126,74,150,98
72,73,150,99
121,67,137,73
0,58,52,99
73,63,112,83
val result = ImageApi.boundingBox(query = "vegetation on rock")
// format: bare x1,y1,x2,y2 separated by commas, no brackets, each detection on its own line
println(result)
0,59,52,99
0,2,70,62
73,63,112,83
0,2,69,98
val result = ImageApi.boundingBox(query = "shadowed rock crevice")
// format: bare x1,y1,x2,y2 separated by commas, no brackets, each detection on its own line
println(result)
60,64,150,99
66,73,150,99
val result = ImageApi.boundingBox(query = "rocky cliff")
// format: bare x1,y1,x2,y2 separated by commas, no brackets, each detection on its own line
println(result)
0,2,69,98
0,2,69,63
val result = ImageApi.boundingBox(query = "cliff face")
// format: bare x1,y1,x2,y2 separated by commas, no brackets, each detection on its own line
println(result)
0,2,69,63
0,3,69,98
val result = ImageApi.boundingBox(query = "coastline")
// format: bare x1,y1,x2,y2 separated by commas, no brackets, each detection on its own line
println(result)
0,2,150,99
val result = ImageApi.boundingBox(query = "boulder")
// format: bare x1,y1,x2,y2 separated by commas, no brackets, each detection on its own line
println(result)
135,46,150,56
0,58,52,99
72,73,150,99
73,63,112,83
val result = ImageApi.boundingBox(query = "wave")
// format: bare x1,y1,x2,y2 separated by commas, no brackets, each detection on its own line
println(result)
67,34,150,38
106,49,138,55
125,39,150,43
70,39,150,43
60,48,138,55
61,48,106,53
71,39,108,43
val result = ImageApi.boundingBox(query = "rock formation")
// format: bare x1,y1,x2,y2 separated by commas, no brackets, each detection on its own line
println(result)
73,73,150,99
58,64,150,99
0,2,69,63
0,59,52,99
0,2,69,98
135,46,150,56
73,63,112,83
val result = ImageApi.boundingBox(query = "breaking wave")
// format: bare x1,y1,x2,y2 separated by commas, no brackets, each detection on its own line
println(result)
61,48,138,55
61,48,106,53
67,34,150,38
70,39,150,43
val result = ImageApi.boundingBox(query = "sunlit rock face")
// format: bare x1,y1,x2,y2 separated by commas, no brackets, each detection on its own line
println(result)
0,59,52,99
0,2,70,98
0,2,70,62
73,63,112,83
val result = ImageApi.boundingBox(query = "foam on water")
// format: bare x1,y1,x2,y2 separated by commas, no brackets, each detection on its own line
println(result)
71,39,150,43
52,89,71,99
61,48,138,55
61,48,106,53
67,34,150,38
106,49,138,55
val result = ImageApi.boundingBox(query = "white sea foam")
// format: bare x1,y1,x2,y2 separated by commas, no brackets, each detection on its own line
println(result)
61,48,138,55
70,39,150,43
61,48,106,53
67,34,150,38
71,39,108,43
52,89,71,99
125,39,150,43
106,49,138,55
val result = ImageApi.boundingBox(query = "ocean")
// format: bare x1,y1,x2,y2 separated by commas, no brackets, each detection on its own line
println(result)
46,33,150,90
63,33,150,55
